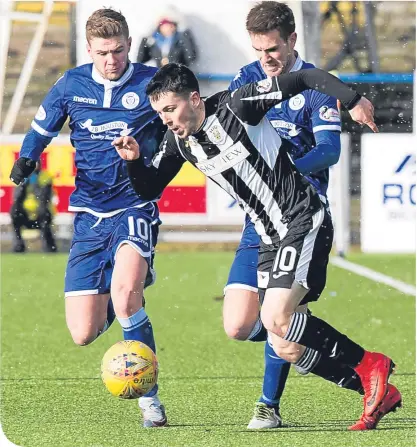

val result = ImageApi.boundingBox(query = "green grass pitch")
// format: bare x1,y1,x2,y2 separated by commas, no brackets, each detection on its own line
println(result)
1,252,415,447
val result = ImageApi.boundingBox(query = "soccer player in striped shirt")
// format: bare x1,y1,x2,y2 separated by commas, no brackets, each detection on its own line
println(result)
223,1,400,431
114,63,399,430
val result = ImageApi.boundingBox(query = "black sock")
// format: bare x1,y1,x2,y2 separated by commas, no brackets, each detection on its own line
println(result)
312,356,364,394
284,313,365,367
247,319,268,342
295,347,364,394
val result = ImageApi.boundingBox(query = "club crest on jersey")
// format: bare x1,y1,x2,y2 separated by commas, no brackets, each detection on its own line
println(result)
289,94,305,111
256,78,273,93
122,92,140,110
319,106,340,122
35,105,46,121
208,125,227,145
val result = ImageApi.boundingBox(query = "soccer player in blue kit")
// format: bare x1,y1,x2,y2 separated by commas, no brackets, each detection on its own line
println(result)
9,8,167,428
222,1,400,430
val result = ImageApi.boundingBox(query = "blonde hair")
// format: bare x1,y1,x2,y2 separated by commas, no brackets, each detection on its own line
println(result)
86,8,129,42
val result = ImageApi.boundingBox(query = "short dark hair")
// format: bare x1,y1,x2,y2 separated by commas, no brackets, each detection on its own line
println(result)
246,1,295,40
146,63,200,102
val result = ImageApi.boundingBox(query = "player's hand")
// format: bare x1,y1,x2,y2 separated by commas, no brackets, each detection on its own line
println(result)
349,97,379,133
9,157,37,185
112,136,140,161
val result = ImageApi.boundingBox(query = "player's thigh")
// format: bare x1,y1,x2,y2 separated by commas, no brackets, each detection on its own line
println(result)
109,207,160,315
223,243,260,337
258,210,331,331
65,293,110,345
263,209,332,300
64,212,112,296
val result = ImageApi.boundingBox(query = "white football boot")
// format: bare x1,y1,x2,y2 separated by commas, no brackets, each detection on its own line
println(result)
139,395,167,428
247,402,282,429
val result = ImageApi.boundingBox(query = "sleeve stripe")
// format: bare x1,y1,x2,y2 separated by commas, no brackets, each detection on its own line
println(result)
152,140,167,168
240,91,283,101
313,124,341,133
31,121,59,137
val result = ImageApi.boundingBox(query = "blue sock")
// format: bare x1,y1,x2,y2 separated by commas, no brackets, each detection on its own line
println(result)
117,307,158,397
259,340,290,409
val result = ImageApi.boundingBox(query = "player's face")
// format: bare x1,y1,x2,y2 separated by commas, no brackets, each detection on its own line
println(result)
87,36,131,81
151,91,201,139
250,30,296,77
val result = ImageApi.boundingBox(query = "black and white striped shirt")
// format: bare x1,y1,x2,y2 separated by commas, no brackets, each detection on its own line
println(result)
128,68,360,244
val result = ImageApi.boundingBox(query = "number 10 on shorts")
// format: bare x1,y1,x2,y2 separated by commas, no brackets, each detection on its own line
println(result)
128,216,149,240
272,246,297,278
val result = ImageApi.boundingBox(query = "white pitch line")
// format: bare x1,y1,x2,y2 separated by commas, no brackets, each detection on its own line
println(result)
330,256,416,296
159,231,242,243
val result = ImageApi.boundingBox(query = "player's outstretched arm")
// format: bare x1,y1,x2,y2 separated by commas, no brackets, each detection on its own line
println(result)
229,68,377,132
278,69,378,132
113,134,185,200
11,73,69,185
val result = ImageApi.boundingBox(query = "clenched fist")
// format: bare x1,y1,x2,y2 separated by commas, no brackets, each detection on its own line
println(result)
10,157,37,185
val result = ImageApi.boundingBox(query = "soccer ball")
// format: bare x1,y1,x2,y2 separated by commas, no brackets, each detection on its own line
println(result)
101,340,158,399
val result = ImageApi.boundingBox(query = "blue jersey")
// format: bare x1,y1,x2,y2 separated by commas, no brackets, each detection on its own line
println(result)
229,55,341,198
20,63,165,216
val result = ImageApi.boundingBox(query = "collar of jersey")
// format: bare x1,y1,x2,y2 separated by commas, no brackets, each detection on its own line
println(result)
91,62,134,88
289,53,303,73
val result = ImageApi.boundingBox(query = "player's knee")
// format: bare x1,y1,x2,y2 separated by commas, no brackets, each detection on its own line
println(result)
69,328,98,346
223,289,259,341
111,284,144,316
223,310,256,340
260,309,292,338
223,322,251,341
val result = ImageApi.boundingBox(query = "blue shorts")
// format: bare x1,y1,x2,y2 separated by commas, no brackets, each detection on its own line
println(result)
225,215,260,293
64,205,160,297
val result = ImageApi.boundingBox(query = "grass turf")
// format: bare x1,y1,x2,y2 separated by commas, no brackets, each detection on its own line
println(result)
1,252,415,447
346,254,416,285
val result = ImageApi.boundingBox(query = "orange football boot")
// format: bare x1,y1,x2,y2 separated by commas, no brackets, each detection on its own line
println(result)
349,383,402,430
353,351,395,416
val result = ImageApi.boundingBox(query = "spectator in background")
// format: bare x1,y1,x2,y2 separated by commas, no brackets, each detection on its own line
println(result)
137,9,197,68
10,161,57,253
